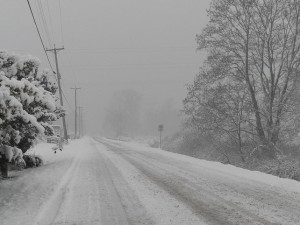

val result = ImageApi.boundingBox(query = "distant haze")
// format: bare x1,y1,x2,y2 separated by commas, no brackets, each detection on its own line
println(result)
0,0,211,136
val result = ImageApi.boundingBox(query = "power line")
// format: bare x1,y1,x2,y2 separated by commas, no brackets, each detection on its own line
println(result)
46,0,56,47
26,0,55,73
62,90,72,109
61,84,73,110
61,62,196,69
62,50,79,84
67,46,195,54
45,0,56,45
58,0,64,45
33,0,49,47
36,0,53,47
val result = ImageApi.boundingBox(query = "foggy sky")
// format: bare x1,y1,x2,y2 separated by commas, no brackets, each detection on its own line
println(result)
0,0,211,135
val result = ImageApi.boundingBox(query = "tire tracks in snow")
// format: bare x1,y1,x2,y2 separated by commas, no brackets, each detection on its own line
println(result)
45,138,153,225
92,140,154,225
93,138,207,225
32,147,81,225
97,138,283,225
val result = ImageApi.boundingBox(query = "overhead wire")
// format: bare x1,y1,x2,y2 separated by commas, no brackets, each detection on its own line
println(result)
33,0,49,46
60,51,80,111
45,0,71,110
56,0,73,99
61,88,73,110
26,0,55,74
57,0,73,107
67,46,195,54
46,0,56,46
35,0,53,47
32,0,58,81
28,0,78,112
60,62,196,69
61,50,79,85
58,0,64,45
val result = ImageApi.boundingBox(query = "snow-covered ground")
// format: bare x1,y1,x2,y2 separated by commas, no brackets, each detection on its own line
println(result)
0,137,300,225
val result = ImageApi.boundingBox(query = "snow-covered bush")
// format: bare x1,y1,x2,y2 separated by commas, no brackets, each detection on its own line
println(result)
0,145,23,163
148,139,160,148
0,51,63,158
23,155,43,168
0,145,26,174
255,157,300,181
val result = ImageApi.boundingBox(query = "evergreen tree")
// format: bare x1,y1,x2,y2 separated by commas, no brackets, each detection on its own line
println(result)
0,51,64,176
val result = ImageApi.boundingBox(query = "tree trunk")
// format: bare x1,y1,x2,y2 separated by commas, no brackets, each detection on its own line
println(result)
0,159,8,178
244,27,266,145
237,123,245,162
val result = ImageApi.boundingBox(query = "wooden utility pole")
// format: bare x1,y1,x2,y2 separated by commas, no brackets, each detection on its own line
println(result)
78,106,83,138
71,87,81,139
46,46,68,141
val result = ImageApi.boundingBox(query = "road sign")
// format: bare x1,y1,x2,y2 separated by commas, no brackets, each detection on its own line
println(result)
158,124,163,132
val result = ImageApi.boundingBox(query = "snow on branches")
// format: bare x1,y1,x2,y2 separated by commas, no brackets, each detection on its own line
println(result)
0,51,63,160
185,0,300,161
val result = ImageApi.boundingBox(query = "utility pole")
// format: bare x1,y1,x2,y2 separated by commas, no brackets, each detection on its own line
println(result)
78,106,83,138
71,87,81,139
46,45,68,142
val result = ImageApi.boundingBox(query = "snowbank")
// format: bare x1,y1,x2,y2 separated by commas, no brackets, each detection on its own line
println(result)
107,139,300,194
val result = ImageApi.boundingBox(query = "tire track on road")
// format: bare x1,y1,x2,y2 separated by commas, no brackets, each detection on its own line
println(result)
97,138,281,225
49,138,153,225
92,140,154,225
33,147,81,225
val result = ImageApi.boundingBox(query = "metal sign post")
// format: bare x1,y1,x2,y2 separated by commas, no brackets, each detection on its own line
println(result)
158,124,163,149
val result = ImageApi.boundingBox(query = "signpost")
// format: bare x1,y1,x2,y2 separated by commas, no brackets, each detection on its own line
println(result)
158,124,163,149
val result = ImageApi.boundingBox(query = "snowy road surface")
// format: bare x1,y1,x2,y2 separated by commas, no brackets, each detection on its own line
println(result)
1,137,300,225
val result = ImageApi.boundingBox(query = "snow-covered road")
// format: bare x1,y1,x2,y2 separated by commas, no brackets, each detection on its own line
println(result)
1,137,300,225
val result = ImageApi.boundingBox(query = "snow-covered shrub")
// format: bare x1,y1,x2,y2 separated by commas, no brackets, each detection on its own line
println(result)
164,129,222,160
14,156,26,170
256,157,300,181
0,145,23,163
22,155,43,168
34,156,43,167
0,145,26,172
22,155,36,168
0,51,64,156
149,139,160,148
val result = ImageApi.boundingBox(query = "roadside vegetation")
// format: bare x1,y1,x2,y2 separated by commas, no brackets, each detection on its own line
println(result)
165,0,300,181
0,51,63,178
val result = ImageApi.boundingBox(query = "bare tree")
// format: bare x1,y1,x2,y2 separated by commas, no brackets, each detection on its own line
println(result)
185,0,300,159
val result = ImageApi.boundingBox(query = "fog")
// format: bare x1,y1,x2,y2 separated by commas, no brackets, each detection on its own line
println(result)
0,0,211,137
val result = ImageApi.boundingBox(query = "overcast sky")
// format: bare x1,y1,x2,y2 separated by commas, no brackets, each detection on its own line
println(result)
1,0,211,135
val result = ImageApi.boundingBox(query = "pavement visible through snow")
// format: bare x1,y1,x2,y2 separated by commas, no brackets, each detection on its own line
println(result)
0,137,300,225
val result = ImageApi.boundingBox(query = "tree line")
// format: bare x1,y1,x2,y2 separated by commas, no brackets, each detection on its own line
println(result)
183,0,300,164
